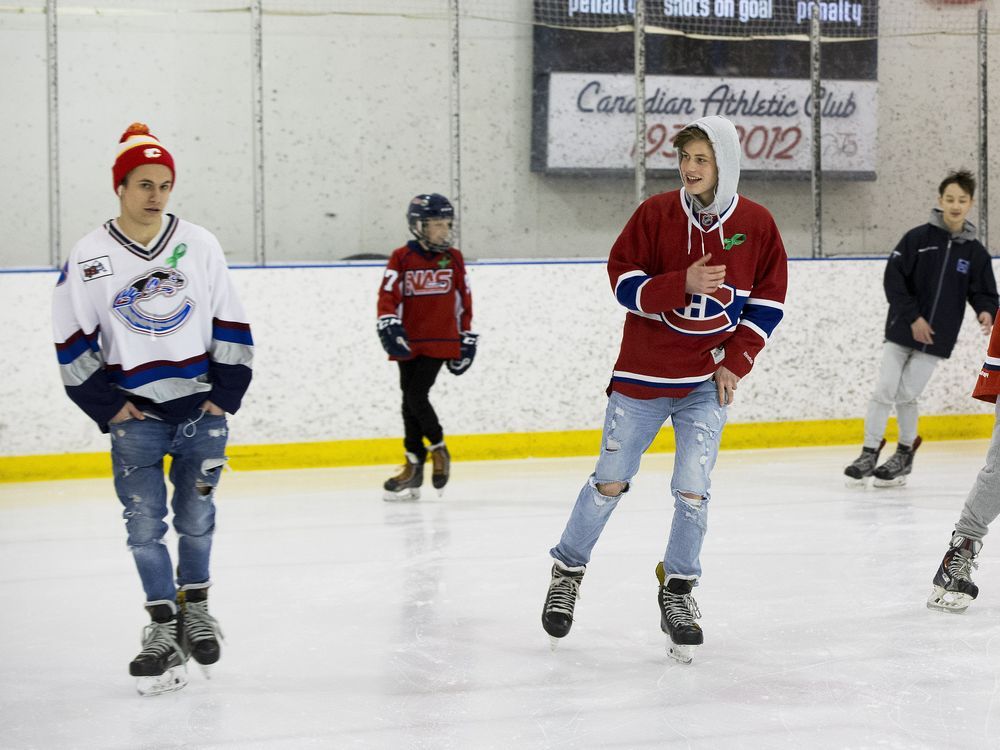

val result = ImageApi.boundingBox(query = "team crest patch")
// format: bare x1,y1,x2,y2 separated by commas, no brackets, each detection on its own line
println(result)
699,212,715,228
956,258,970,274
79,256,113,281
112,267,194,335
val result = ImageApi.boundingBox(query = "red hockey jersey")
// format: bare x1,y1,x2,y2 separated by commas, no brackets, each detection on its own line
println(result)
377,241,473,360
973,310,1000,403
607,189,788,400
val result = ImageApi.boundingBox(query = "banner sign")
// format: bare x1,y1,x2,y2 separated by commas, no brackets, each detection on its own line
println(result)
541,0,877,39
531,0,879,177
545,73,876,174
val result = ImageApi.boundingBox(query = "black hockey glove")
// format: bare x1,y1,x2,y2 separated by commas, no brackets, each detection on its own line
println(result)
377,315,412,358
446,332,479,376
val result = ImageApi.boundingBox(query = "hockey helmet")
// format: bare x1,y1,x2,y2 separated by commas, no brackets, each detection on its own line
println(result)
407,193,454,252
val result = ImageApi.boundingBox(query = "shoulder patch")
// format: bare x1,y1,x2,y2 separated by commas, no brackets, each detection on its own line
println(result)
79,256,113,281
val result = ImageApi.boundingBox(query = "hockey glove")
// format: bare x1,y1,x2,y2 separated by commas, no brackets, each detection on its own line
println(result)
377,315,412,358
447,332,479,376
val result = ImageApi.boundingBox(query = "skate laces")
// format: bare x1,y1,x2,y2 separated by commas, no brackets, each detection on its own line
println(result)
545,571,582,616
660,589,701,626
947,551,979,582
139,620,187,665
185,600,223,644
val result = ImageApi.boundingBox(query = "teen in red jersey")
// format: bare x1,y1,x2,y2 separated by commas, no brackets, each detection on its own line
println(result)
541,116,788,663
376,194,476,500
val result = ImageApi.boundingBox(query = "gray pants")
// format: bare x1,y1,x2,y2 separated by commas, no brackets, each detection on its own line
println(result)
955,401,1000,541
864,341,941,449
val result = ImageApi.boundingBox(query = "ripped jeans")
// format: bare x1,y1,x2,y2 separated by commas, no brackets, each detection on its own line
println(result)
109,409,229,604
551,382,727,581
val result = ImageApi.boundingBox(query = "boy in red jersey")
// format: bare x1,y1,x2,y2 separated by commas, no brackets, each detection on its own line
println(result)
376,194,476,501
541,116,788,663
927,313,1000,613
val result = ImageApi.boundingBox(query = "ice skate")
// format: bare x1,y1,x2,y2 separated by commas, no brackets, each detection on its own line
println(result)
429,442,450,495
179,587,223,676
927,533,981,613
843,439,885,487
541,559,585,649
383,452,424,501
129,602,188,697
873,436,922,487
656,562,703,664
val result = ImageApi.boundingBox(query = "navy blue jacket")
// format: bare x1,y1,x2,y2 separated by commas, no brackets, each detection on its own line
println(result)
884,212,997,359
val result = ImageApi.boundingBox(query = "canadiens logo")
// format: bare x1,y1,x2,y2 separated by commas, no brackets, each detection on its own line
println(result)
660,283,744,335
404,268,453,296
112,267,194,335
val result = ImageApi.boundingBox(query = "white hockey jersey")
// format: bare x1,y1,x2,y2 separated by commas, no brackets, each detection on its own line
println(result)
52,214,253,430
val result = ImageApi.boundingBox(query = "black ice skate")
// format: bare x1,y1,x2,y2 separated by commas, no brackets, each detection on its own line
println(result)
873,436,922,487
843,439,885,487
428,442,451,495
656,562,703,664
541,559,586,648
927,533,982,613
129,602,188,697
383,452,424,501
179,587,223,674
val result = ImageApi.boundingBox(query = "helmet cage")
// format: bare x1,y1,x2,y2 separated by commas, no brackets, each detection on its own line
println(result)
407,193,454,253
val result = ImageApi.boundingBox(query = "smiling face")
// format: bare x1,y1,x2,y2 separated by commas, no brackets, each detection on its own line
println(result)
678,138,718,205
938,182,974,234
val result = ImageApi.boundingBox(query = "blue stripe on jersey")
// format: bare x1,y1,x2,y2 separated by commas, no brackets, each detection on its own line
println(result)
983,362,1000,372
55,330,100,365
615,275,649,312
610,375,699,391
741,303,784,339
212,320,254,346
108,357,210,390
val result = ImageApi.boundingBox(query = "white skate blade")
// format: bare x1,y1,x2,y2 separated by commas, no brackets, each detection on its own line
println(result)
383,487,421,502
844,476,872,489
548,635,563,652
136,666,188,696
872,475,908,488
667,640,697,664
196,662,214,679
927,586,974,614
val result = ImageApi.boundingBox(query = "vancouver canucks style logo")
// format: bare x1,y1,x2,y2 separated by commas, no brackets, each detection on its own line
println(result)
112,267,194,335
722,234,746,251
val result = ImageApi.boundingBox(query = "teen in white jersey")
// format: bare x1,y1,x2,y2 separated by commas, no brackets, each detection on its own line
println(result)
52,123,253,696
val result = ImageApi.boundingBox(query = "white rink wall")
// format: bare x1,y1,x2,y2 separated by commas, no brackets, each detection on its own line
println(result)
1,258,996,458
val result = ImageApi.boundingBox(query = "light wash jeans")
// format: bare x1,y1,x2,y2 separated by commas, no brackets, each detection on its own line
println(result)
109,409,229,604
955,401,1000,541
551,381,727,581
864,341,941,449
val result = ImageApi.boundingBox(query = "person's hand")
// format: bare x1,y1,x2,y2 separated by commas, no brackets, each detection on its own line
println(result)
715,366,739,406
911,316,934,345
201,400,225,416
978,310,994,335
685,253,726,295
109,401,145,424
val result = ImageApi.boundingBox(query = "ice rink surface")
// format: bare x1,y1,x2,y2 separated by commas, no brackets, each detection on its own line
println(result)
2,440,1000,750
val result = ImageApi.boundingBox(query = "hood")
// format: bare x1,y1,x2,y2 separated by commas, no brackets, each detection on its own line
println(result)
928,207,977,242
680,115,741,214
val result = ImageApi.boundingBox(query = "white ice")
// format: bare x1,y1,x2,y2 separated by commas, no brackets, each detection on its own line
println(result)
2,441,999,749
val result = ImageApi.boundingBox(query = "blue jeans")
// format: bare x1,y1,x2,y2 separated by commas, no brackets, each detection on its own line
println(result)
551,382,727,581
109,409,229,604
